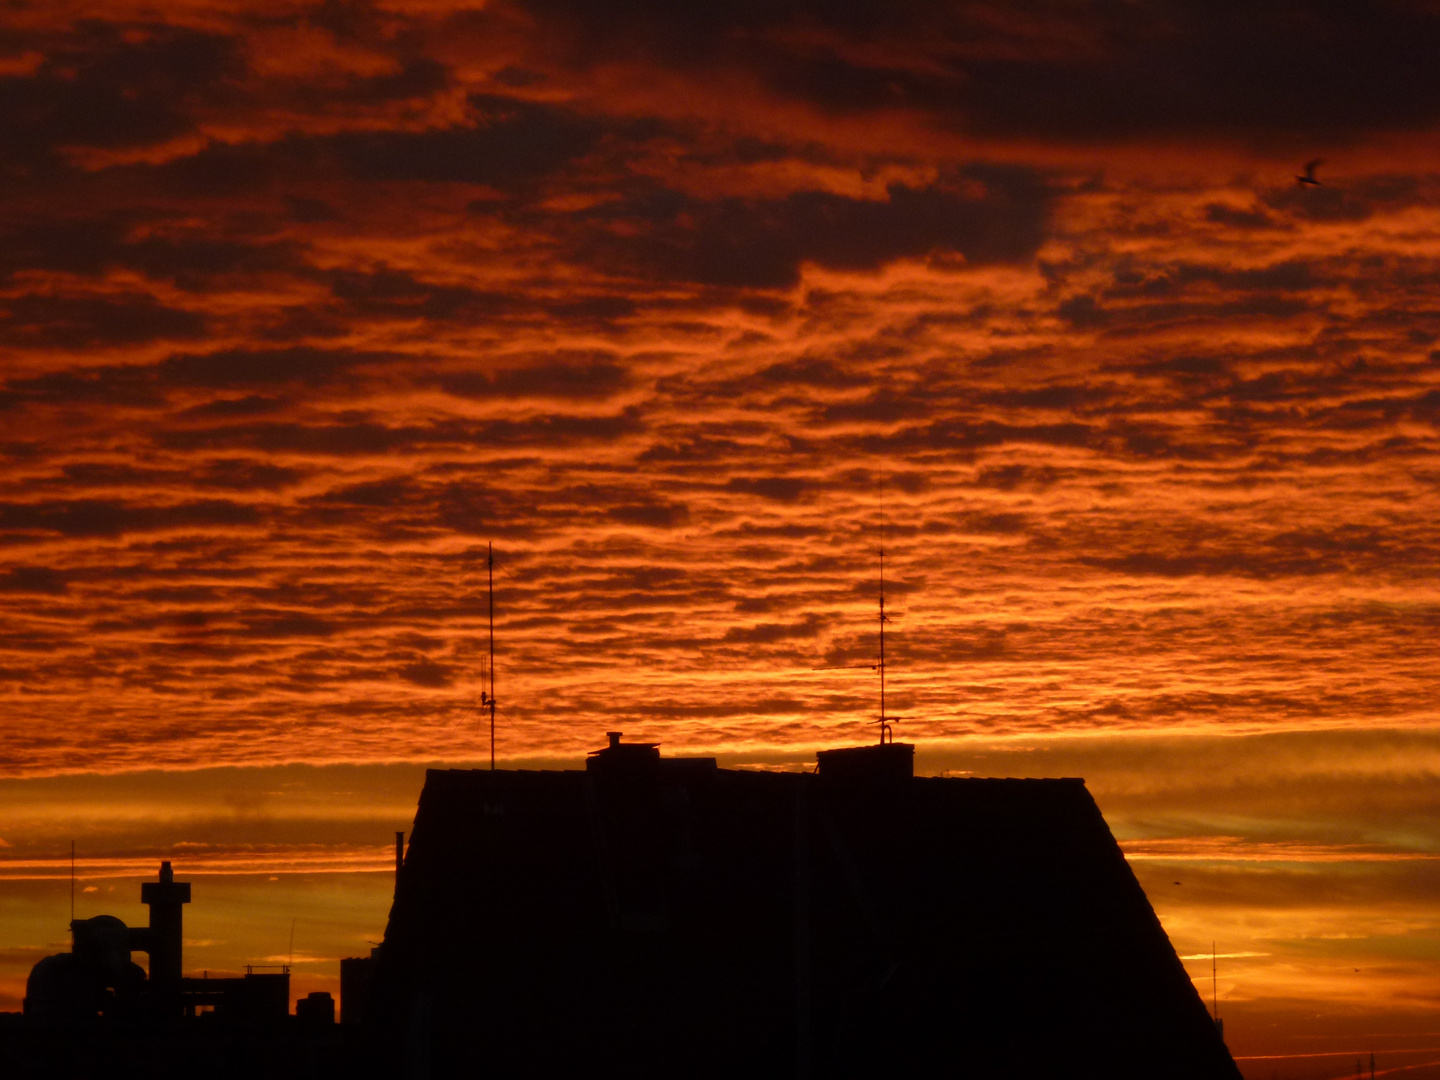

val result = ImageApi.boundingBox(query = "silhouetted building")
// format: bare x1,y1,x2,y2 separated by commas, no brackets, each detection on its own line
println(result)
6,862,344,1080
23,861,289,1027
296,991,336,1027
364,734,1243,1078
340,952,378,1026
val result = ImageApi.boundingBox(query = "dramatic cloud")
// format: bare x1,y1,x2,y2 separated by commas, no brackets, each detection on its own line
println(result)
3,0,1440,1059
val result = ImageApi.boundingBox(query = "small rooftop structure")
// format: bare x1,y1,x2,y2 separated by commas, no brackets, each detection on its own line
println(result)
363,733,1241,1078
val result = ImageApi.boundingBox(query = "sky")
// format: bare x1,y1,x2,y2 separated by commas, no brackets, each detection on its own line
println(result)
1,0,1439,1072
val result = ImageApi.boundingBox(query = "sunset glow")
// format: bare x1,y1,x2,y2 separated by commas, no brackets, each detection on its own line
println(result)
2,2,1439,1073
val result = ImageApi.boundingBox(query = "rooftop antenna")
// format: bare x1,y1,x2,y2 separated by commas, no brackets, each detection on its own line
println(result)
876,547,894,745
289,917,296,968
1212,942,1223,1040
69,840,75,933
482,542,496,770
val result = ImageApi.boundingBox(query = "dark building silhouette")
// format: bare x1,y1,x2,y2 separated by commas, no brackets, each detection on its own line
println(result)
23,861,293,1027
340,952,379,1026
3,861,346,1080
339,830,404,1026
364,734,1242,1079
297,991,337,1027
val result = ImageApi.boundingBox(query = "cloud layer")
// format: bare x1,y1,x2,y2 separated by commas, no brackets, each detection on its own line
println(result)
3,1,1440,1061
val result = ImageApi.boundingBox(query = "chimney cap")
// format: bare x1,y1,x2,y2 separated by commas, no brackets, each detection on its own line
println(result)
588,731,660,771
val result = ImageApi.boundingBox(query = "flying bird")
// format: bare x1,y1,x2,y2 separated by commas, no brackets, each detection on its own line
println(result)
1296,158,1324,186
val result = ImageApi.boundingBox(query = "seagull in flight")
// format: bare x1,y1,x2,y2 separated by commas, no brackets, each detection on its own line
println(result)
1296,158,1324,186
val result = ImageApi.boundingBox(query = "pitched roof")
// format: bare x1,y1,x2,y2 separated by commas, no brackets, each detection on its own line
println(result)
368,741,1240,1079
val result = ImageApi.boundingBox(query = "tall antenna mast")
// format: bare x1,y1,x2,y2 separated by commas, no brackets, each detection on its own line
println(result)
1212,942,1218,1019
879,548,885,742
876,547,894,745
487,542,496,770
70,840,75,930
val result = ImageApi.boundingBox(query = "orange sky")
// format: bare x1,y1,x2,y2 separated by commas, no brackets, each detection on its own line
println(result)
2,2,1439,1072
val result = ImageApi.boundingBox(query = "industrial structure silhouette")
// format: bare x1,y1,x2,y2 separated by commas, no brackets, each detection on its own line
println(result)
24,860,302,1025
6,862,335,1078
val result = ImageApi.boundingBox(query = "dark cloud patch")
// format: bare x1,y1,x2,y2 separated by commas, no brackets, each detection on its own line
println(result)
721,613,824,644
0,347,386,417
337,57,451,106
574,168,1053,288
1264,174,1438,224
327,267,635,326
1204,203,1283,231
135,95,658,203
608,500,690,528
0,363,163,413
285,196,340,224
179,396,287,420
960,512,1030,536
983,384,1113,411
327,266,514,321
519,1,1440,143
1069,295,1314,331
638,434,749,464
1108,260,1323,299
475,407,646,447
0,292,205,348
943,4,1440,144
158,346,393,390
972,464,1061,492
58,462,174,489
121,235,305,291
835,468,930,495
237,613,337,639
158,421,419,456
164,407,645,459
755,358,869,389
1086,551,1295,579
1083,524,1411,580
493,65,547,89
1137,354,1231,384
397,659,453,688
0,566,68,595
0,21,240,169
858,419,1093,457
817,389,932,425
726,476,807,502
1057,294,1109,329
313,478,416,508
197,459,305,491
315,94,608,187
440,354,631,400
0,498,260,538
0,216,303,289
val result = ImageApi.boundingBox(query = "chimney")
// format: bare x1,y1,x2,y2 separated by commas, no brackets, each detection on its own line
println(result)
140,860,191,1014
607,731,622,750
